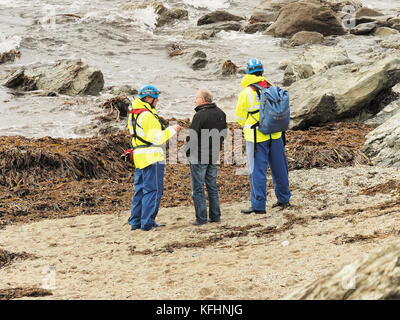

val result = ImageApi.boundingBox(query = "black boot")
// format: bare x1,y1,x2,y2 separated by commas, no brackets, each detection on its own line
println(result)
241,207,266,214
272,202,291,209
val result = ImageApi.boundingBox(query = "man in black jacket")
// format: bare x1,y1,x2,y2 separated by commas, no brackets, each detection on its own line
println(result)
186,89,227,225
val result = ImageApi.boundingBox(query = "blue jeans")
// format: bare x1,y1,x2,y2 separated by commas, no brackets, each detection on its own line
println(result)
128,161,165,231
246,138,291,211
190,164,221,224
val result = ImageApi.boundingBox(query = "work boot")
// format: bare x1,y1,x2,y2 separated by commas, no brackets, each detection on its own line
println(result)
191,220,206,226
241,208,266,214
272,202,291,209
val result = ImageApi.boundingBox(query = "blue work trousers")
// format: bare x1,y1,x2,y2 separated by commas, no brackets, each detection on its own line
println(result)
246,138,291,211
128,161,165,231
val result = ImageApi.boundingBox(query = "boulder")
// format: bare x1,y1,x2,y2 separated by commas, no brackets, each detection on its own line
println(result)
154,3,188,27
184,22,242,40
265,2,347,38
350,22,378,35
388,17,400,31
289,31,324,46
0,49,21,64
373,27,399,37
197,10,244,26
4,59,104,96
289,58,400,129
355,7,384,18
365,99,400,126
316,0,363,12
285,243,400,299
362,111,400,167
283,46,352,86
249,12,278,23
172,50,208,70
243,22,272,34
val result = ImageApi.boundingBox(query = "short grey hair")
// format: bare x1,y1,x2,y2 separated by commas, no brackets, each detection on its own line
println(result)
197,88,213,104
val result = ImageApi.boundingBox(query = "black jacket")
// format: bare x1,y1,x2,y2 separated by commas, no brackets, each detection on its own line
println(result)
186,103,227,164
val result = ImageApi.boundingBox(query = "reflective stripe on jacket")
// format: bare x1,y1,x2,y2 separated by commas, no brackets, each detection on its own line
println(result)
235,74,282,143
128,98,176,169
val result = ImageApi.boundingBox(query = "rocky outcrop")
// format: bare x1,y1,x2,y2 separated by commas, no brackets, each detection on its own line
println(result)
365,99,400,126
388,17,400,32
285,242,400,299
283,46,352,86
171,50,208,70
197,10,244,26
3,59,104,96
0,49,21,64
265,2,347,38
373,27,399,37
243,22,272,34
350,22,378,35
154,3,188,27
289,31,324,46
184,22,242,40
355,7,384,18
289,58,400,129
249,12,277,23
362,111,400,167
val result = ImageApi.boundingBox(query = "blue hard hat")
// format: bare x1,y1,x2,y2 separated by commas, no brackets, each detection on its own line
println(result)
138,84,160,99
246,58,263,74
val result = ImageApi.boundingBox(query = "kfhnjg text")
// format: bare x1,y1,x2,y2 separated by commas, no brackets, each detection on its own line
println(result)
156,303,243,317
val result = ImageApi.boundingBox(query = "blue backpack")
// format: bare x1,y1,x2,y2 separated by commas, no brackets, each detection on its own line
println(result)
251,84,290,135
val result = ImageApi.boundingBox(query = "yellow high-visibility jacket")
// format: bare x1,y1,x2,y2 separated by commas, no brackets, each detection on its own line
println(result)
128,98,176,169
235,74,282,143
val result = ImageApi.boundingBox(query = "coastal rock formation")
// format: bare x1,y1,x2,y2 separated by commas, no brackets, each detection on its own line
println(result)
285,242,400,299
289,31,324,46
3,59,104,96
265,2,347,37
373,27,399,37
154,3,188,27
289,58,400,129
350,22,378,35
355,7,384,18
184,22,242,40
362,111,400,167
283,46,352,86
197,10,244,26
243,22,272,34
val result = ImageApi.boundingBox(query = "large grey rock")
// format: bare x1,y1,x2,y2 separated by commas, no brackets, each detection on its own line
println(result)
4,59,104,96
265,2,347,38
373,27,399,37
356,7,384,18
289,58,400,129
197,10,244,26
388,17,400,32
362,111,400,167
154,3,188,27
350,22,378,35
285,243,400,299
365,99,400,126
283,46,352,86
249,11,278,23
289,31,324,46
243,22,272,34
184,22,242,40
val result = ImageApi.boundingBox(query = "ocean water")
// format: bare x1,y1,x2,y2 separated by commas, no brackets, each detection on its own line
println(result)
0,0,398,137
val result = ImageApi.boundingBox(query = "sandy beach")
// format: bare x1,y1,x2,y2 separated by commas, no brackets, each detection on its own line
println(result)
1,165,399,300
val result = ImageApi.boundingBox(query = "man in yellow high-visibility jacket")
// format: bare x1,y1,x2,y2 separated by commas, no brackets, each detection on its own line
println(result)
127,84,182,231
235,58,291,214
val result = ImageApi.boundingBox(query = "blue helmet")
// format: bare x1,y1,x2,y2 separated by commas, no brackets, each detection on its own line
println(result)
246,58,263,74
138,84,160,99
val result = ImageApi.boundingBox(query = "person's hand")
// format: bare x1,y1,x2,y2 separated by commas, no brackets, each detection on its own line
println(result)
174,124,183,134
